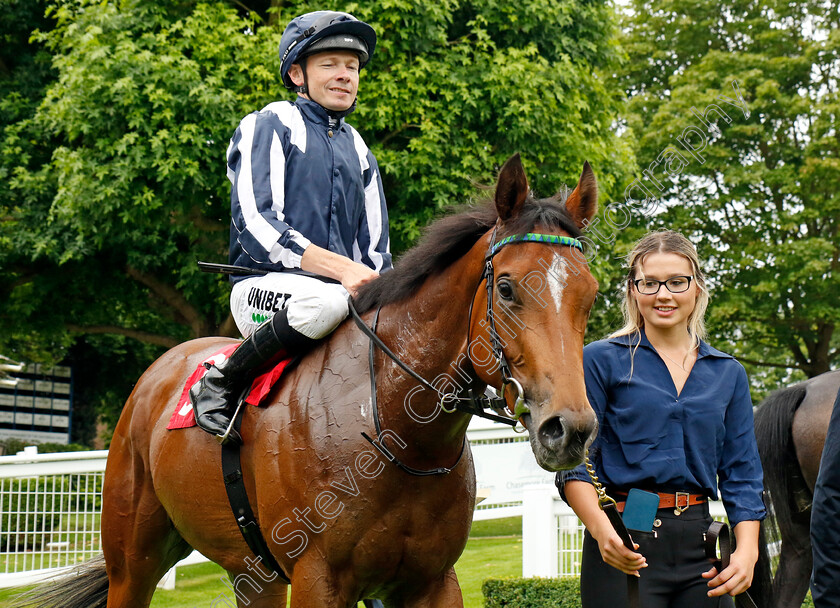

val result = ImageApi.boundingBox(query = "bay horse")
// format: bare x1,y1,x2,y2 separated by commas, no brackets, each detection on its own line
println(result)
12,154,599,608
751,369,840,608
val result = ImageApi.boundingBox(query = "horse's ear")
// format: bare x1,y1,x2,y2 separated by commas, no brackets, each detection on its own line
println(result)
495,153,529,222
565,161,598,228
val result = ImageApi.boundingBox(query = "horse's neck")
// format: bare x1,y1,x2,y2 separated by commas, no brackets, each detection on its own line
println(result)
370,236,490,460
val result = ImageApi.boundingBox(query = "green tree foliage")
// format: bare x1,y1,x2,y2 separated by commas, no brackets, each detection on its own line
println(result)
619,0,840,381
355,0,632,250
0,0,631,440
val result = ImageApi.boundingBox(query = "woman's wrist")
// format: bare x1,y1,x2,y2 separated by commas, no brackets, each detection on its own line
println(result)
588,518,618,545
731,545,758,563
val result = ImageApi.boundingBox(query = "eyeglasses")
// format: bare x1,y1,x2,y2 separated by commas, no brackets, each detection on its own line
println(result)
632,275,694,295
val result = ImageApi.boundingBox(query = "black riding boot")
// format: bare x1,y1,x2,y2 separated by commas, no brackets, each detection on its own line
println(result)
189,309,318,445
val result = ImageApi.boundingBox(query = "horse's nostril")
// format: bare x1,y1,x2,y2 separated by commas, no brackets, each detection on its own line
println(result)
538,412,597,456
538,416,567,449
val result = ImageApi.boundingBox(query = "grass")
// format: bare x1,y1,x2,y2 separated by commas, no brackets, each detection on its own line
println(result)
145,533,521,608
469,516,522,537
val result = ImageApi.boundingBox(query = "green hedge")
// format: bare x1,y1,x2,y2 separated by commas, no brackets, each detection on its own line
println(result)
0,440,94,550
483,577,581,607
483,578,815,608
0,438,89,456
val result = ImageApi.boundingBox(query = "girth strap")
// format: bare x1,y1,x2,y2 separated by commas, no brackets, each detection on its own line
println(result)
220,397,291,584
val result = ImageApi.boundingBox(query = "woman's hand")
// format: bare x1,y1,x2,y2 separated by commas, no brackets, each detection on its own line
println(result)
594,528,648,576
702,520,760,597
702,547,756,596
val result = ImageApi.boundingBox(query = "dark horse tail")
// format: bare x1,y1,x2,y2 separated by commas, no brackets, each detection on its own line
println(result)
751,383,809,608
6,554,108,608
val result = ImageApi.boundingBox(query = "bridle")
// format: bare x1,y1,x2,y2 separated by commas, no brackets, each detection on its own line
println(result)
477,230,583,419
349,228,584,476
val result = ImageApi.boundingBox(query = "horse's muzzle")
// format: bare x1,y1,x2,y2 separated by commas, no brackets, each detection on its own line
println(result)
534,410,597,469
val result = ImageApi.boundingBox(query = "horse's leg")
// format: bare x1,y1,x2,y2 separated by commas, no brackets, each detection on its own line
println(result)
771,517,813,608
285,556,355,608
399,568,464,608
102,429,191,608
222,572,288,608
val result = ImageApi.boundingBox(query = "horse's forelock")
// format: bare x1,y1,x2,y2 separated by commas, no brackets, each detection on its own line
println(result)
498,194,583,240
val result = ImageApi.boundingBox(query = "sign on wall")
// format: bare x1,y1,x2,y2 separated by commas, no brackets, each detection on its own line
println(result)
0,358,72,444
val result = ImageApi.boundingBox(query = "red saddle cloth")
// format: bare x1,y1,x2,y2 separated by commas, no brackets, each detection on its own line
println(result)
167,344,292,430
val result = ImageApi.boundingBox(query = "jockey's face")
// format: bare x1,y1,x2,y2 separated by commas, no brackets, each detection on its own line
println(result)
290,51,360,112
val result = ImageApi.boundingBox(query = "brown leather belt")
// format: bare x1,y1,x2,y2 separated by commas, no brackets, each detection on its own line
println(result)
615,490,707,514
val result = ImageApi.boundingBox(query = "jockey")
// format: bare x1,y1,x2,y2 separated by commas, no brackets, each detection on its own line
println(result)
190,11,392,445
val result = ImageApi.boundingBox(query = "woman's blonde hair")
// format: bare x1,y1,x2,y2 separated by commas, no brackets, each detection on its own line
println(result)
610,230,709,351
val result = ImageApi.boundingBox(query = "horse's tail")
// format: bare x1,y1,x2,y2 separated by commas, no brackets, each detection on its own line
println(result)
751,520,774,608
6,554,108,608
752,382,809,608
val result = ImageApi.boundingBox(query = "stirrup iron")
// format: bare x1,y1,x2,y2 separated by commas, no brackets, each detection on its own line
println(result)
216,391,248,445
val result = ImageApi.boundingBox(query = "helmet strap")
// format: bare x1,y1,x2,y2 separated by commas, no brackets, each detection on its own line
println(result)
292,58,309,95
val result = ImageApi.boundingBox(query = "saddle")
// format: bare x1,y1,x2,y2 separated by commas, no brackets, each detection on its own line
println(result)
166,344,292,430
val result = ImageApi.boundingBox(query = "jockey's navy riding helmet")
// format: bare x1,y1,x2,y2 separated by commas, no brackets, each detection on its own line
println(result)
279,11,377,93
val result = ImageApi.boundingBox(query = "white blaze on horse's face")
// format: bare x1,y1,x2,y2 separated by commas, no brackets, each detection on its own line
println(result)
548,253,569,313
547,253,570,353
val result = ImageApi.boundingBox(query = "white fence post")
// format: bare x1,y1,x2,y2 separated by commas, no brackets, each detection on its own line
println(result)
522,484,558,577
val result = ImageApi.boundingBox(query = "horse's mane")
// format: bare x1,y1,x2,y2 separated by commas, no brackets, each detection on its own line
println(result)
353,192,582,313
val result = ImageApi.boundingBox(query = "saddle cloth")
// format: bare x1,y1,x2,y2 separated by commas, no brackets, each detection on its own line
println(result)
167,343,292,430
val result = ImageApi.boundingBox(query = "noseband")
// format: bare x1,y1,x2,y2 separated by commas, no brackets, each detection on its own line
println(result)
349,230,584,475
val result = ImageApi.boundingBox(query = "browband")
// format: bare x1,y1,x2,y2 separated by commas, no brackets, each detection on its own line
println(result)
489,233,583,257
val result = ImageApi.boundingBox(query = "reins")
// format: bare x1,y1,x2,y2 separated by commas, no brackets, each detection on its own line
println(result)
350,230,584,476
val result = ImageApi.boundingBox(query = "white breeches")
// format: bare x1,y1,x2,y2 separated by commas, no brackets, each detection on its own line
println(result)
230,273,350,339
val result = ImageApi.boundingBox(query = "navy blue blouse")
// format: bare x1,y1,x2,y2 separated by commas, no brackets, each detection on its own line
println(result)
557,331,766,527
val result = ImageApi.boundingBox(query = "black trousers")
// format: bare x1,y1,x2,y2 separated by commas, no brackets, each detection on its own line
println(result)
580,502,734,608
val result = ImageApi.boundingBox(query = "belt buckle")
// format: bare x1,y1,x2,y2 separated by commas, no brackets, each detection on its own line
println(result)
674,491,689,516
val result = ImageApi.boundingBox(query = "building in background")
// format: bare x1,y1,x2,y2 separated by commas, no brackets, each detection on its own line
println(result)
0,356,72,445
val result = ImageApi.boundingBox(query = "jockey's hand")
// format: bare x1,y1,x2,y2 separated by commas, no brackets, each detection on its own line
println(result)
340,262,379,297
301,245,379,296
702,546,757,597
595,528,647,577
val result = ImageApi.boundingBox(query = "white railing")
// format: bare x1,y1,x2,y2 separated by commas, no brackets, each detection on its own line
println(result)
521,484,729,578
0,433,537,589
0,447,107,587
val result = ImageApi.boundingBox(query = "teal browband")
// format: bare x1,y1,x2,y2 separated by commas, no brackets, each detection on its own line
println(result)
490,233,583,257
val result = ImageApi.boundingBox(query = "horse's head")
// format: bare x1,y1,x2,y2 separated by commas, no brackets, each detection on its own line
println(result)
470,154,599,471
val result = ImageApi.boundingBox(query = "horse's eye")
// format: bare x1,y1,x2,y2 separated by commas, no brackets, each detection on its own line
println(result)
497,279,514,301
